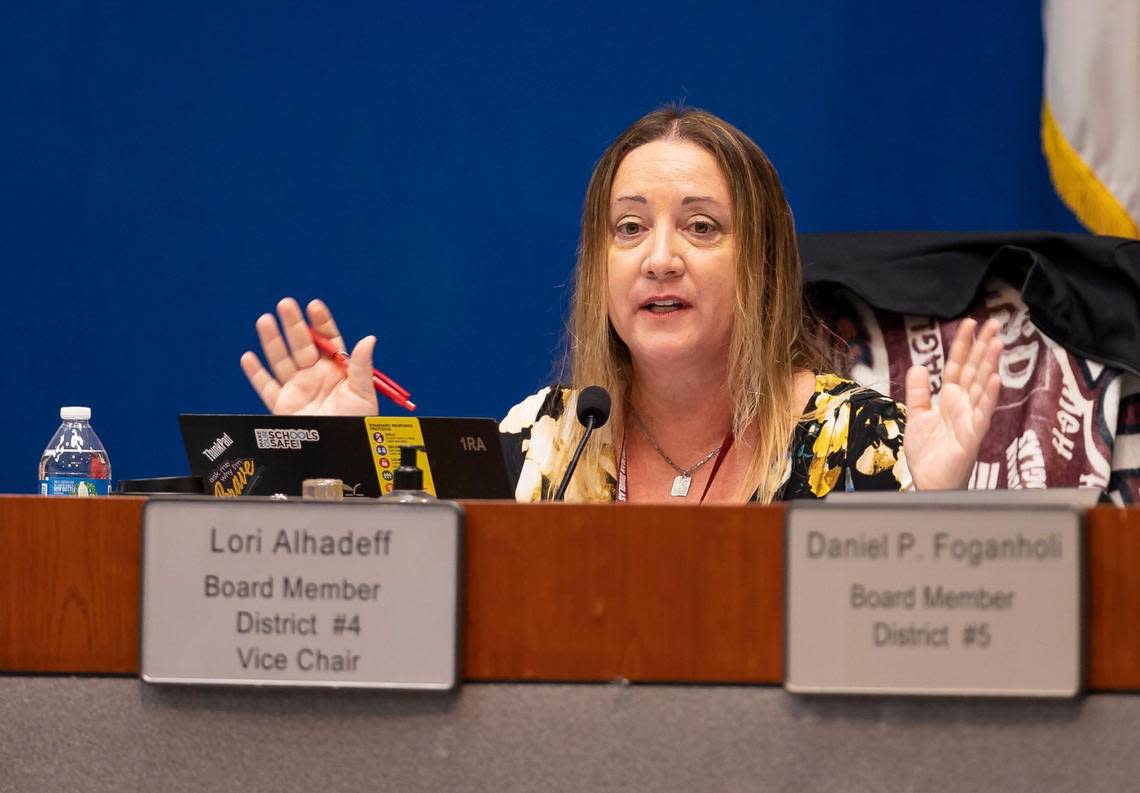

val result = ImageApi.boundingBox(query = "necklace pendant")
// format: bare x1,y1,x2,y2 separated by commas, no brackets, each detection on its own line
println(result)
671,475,692,497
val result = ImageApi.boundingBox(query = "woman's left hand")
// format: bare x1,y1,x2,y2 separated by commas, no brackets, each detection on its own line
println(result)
903,318,1003,490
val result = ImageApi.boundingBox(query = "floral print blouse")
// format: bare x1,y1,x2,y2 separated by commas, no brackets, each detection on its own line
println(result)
499,374,913,502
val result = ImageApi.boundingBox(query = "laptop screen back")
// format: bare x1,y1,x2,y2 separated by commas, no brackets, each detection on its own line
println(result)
179,414,513,500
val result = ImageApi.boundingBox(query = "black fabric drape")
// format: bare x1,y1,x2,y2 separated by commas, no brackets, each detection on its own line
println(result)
800,231,1140,377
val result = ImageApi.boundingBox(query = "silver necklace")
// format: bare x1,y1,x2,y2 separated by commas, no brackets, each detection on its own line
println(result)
630,410,724,497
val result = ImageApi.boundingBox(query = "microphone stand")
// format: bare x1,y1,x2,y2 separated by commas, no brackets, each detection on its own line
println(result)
552,415,597,501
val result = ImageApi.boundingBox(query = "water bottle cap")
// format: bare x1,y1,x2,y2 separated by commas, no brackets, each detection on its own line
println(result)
60,406,91,421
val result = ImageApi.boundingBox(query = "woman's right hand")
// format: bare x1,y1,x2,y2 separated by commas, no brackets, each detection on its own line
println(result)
240,297,379,416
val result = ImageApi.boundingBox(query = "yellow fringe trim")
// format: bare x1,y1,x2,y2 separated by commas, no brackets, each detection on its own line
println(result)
1042,102,1138,238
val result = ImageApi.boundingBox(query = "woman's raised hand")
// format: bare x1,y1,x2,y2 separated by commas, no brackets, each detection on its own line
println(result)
240,298,379,416
903,318,1003,490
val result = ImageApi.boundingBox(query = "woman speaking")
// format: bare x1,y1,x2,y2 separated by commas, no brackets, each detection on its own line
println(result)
240,106,1003,504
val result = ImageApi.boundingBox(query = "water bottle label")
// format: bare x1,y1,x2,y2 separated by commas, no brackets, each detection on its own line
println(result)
39,477,111,496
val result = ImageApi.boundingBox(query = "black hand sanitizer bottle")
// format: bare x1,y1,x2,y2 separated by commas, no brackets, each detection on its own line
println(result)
381,445,434,503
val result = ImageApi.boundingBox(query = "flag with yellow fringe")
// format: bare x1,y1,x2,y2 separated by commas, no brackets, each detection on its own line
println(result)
1042,0,1139,238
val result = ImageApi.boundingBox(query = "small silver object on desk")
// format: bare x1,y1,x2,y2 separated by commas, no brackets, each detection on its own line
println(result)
302,478,344,501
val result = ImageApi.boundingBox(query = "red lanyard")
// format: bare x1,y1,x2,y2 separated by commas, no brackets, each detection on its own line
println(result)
698,432,735,503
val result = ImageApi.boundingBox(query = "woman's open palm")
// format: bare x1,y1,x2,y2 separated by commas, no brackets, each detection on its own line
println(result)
903,318,1003,490
240,298,378,416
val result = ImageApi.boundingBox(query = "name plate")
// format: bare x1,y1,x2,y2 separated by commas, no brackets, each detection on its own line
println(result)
141,498,461,690
785,504,1083,697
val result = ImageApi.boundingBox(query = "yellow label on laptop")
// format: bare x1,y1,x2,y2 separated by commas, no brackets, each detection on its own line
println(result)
364,417,437,496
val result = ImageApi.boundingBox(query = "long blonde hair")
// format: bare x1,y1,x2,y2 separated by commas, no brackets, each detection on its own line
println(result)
558,106,831,502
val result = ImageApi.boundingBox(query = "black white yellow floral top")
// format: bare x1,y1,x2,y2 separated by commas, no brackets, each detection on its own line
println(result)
499,374,913,502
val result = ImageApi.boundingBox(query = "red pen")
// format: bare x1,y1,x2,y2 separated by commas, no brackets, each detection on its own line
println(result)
309,329,416,412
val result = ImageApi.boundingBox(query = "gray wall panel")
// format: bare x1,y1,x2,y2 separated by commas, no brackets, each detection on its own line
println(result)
1,678,1135,792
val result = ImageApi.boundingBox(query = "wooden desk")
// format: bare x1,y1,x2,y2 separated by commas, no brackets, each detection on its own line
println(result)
1,496,1137,690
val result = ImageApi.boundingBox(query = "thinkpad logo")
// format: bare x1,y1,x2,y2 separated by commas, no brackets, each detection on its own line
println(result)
202,433,234,461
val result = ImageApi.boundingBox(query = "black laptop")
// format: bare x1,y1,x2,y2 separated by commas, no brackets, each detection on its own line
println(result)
179,414,514,499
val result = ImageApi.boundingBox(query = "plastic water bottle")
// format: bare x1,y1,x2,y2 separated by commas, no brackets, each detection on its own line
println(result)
38,406,112,496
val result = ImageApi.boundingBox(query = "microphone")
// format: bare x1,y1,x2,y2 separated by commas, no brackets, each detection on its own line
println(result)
553,385,611,501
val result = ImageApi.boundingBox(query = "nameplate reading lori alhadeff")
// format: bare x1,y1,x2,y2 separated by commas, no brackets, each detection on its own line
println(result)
141,498,461,690
784,504,1082,697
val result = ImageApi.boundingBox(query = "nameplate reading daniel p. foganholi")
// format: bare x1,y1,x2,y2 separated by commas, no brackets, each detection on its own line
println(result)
784,504,1082,697
141,498,461,690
